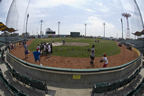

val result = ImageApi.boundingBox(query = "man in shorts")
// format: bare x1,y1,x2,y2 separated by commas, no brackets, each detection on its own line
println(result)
33,48,41,64
90,45,95,65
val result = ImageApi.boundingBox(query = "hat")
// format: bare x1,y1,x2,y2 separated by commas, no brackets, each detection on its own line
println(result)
36,48,39,51
104,54,106,57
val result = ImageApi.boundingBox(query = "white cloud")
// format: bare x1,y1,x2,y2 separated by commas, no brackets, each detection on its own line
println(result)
67,16,120,37
85,16,119,37
84,8,95,13
30,0,85,9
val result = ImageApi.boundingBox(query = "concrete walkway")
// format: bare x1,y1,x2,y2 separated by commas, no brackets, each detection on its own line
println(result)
47,86,92,96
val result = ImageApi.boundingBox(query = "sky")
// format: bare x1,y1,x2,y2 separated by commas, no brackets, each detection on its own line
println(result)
0,0,144,38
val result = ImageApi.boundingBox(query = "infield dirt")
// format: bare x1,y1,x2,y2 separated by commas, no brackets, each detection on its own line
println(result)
10,39,138,69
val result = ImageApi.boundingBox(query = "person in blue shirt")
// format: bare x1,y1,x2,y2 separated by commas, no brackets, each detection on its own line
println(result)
33,48,41,64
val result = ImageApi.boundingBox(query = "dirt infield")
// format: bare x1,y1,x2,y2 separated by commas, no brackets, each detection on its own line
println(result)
10,40,138,69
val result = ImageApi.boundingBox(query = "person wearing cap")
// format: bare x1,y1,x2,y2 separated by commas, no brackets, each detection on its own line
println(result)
103,54,108,67
33,48,41,64
90,44,95,65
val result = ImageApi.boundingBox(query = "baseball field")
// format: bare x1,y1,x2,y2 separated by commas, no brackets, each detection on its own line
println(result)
28,38,120,57
10,38,138,69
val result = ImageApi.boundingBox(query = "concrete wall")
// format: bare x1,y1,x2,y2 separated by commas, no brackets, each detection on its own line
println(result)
6,51,143,88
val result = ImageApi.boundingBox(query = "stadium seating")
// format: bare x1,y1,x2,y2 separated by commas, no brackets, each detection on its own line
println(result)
0,68,27,96
5,62,47,91
92,67,141,94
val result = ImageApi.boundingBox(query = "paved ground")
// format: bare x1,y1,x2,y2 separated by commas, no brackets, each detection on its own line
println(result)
47,86,91,96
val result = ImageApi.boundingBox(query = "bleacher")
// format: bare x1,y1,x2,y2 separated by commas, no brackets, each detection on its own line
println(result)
120,40,144,54
5,62,48,92
0,68,28,96
0,37,24,44
92,67,141,95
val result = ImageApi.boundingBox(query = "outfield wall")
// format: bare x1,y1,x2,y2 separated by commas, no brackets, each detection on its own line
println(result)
6,48,143,88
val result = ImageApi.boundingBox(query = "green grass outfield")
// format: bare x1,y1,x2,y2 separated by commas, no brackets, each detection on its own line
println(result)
28,38,120,58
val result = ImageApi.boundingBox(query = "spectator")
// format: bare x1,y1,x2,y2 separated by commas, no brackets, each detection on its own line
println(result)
62,40,65,45
90,44,95,65
33,48,41,64
48,43,51,57
24,43,29,59
50,43,53,53
102,54,108,68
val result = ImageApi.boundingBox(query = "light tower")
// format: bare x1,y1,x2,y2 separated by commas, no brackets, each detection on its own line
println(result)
40,20,43,35
26,14,29,38
58,21,60,36
85,24,87,37
122,13,131,39
103,22,106,38
121,18,124,39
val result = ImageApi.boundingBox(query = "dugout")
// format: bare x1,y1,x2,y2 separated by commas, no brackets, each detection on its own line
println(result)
70,32,80,37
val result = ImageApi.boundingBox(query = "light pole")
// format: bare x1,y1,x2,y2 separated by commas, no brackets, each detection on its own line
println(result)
26,14,29,39
58,21,60,36
122,13,131,39
85,24,87,37
121,18,124,39
40,20,43,36
103,22,106,38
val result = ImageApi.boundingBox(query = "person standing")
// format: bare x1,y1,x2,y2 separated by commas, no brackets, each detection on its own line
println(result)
90,45,95,65
103,54,108,68
50,43,53,53
33,48,41,64
24,43,29,59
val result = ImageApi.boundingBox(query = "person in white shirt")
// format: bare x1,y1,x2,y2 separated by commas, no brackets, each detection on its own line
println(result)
103,54,108,67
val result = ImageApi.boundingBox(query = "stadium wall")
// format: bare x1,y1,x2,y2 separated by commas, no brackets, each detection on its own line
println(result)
5,48,143,88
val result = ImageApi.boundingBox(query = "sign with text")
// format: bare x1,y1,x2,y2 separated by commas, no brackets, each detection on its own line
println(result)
73,74,81,79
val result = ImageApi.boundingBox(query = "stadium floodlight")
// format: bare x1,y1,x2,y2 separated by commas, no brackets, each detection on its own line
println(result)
40,20,43,35
85,24,87,37
122,13,131,39
26,14,29,38
121,18,124,39
103,22,106,38
58,21,60,36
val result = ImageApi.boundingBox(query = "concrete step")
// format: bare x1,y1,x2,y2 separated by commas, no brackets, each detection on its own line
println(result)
47,86,92,96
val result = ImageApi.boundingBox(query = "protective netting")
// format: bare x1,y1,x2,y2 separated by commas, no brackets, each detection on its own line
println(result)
5,0,143,38
6,0,19,30
121,0,144,38
130,0,144,31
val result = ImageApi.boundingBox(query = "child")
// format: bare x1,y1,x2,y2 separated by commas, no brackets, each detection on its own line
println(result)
102,54,108,68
